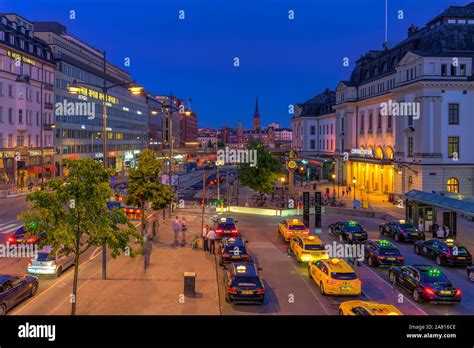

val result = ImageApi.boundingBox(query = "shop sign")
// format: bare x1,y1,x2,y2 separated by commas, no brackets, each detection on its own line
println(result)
95,153,104,158
351,149,373,156
124,152,134,160
28,150,42,157
0,151,15,159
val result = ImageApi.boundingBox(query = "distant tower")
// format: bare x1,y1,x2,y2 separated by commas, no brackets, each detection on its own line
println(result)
253,96,261,131
237,120,243,144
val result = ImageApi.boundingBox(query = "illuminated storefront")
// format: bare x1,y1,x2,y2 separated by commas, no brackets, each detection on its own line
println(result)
346,146,395,198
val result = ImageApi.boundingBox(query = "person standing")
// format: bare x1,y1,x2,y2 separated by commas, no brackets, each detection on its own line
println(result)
202,224,209,252
143,235,153,270
172,216,180,244
206,227,217,255
418,220,424,234
181,217,187,245
444,225,450,239
436,226,446,239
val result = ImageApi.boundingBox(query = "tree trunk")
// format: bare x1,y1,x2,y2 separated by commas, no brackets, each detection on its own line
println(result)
141,200,146,239
162,209,165,220
71,237,80,315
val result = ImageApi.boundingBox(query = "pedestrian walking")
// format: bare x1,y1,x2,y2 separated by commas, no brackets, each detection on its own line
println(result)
172,216,180,244
432,223,439,239
206,227,217,255
143,235,153,270
181,217,187,244
202,224,209,251
342,190,345,198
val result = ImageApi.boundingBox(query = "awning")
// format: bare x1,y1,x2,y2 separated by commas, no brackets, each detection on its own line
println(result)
404,189,474,217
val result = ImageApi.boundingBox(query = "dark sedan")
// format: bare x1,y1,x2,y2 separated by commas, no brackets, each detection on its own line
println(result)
0,274,39,315
388,265,461,304
362,239,404,267
329,221,368,243
215,217,239,239
414,239,472,266
218,237,250,265
379,220,424,242
7,227,44,246
224,263,265,305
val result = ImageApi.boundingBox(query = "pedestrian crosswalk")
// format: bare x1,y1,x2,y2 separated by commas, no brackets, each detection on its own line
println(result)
0,221,22,235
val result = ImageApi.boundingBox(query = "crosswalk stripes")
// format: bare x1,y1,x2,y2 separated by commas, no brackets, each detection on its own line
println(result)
0,221,22,235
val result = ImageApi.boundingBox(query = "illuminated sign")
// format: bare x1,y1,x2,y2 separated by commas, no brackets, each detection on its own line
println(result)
0,151,15,159
72,86,118,105
288,160,297,169
124,152,134,160
7,50,36,66
351,149,373,156
28,150,42,157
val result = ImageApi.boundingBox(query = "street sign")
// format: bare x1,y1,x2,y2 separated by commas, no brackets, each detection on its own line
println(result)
303,192,310,228
210,199,224,206
315,192,322,234
288,160,297,170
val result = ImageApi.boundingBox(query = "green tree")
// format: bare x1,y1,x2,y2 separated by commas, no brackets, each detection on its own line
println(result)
238,139,282,205
18,158,139,315
127,149,174,229
207,140,213,148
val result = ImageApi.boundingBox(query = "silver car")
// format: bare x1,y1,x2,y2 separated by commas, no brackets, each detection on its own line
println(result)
27,247,75,277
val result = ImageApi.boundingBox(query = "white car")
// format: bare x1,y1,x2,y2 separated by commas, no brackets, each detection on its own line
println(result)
28,246,75,277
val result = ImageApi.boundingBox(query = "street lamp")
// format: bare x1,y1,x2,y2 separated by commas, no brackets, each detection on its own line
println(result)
280,176,286,203
331,173,336,198
67,51,143,281
352,177,357,207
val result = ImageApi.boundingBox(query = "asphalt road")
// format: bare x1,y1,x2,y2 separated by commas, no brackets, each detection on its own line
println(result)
215,212,473,315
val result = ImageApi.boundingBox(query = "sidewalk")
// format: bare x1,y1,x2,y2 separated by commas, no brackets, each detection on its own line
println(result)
19,209,220,315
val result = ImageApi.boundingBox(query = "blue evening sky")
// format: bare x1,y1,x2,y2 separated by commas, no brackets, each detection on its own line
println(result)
1,0,466,129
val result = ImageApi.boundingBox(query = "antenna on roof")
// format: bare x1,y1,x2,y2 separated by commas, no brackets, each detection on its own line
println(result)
384,0,388,49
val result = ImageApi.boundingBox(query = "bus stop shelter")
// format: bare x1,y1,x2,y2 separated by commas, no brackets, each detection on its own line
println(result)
404,190,474,237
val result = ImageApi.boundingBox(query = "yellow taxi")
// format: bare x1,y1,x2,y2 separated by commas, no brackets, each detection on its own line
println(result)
338,301,403,316
308,258,361,296
278,219,309,241
288,236,329,263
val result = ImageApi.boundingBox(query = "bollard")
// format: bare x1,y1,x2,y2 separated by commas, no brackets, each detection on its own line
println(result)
184,272,196,297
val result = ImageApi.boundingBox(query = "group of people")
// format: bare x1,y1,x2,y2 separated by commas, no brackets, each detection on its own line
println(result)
172,216,187,245
201,224,218,254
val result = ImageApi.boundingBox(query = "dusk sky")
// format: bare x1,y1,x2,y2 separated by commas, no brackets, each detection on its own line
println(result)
2,0,466,129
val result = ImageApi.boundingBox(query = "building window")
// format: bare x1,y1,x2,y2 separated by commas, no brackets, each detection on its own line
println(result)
310,125,315,135
441,64,447,76
310,139,315,150
8,108,13,123
377,111,382,131
360,112,365,131
407,137,414,157
368,112,373,131
8,85,13,97
408,114,413,126
8,134,13,147
0,107,3,123
341,118,344,132
447,177,459,193
448,104,459,124
387,115,393,130
18,109,23,124
460,64,466,76
448,136,460,158
330,124,333,134
451,64,456,76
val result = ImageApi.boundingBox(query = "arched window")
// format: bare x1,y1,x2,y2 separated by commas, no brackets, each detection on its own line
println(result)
408,176,413,190
375,146,384,159
385,147,394,160
447,178,459,193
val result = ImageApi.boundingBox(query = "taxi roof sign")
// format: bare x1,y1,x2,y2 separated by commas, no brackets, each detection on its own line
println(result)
330,258,341,265
399,219,406,223
445,238,455,245
236,265,247,273
348,221,357,226
428,268,441,277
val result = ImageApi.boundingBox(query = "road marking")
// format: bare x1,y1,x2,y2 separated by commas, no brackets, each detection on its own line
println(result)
292,264,331,315
361,264,428,315
89,246,102,260
9,247,104,315
0,223,21,234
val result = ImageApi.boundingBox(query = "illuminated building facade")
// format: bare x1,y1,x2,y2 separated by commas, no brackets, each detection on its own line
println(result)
0,14,56,189
33,21,148,172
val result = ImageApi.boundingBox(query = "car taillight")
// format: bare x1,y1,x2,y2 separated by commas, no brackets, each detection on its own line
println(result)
287,230,294,234
377,255,385,259
455,289,462,297
28,260,32,266
222,253,230,257
242,254,249,258
227,287,238,294
301,251,310,255
256,289,265,295
231,228,237,232
216,229,223,233
327,280,340,285
7,237,15,243
354,280,362,286
27,237,36,243
423,287,436,296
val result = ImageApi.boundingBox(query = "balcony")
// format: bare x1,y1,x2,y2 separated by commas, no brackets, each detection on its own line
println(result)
44,83,54,91
44,102,54,110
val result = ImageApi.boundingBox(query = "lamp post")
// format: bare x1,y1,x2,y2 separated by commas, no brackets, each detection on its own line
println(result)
280,176,286,205
352,177,357,208
331,173,336,198
68,51,143,281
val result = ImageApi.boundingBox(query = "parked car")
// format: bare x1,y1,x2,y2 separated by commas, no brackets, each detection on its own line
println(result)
28,246,75,277
0,274,38,315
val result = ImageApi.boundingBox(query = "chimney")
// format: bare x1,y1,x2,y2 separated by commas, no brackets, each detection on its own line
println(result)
408,24,419,37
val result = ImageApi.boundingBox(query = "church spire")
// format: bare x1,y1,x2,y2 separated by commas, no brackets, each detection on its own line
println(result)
253,96,261,131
